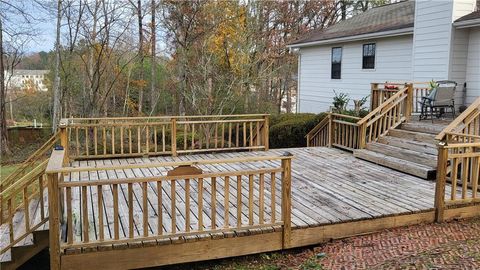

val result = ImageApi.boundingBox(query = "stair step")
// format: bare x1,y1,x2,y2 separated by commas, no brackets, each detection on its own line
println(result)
353,149,436,179
377,136,438,156
400,122,446,135
366,142,437,167
388,129,437,145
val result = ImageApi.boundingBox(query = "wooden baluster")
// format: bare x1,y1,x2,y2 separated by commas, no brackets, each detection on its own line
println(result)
82,186,89,243
224,176,230,228
103,127,107,155
228,123,232,148
191,124,195,150
236,123,239,147
120,126,124,154
249,122,253,147
128,127,133,154
243,122,247,147
472,156,479,199
142,182,148,237
256,121,260,146
39,175,45,219
259,173,264,225
154,126,158,153
215,123,218,148
75,127,80,157
66,187,73,244
236,175,242,228
185,179,191,232
23,187,30,232
113,184,119,240
97,185,104,241
462,155,470,200
8,198,13,243
198,178,204,231
434,144,448,222
248,174,253,225
137,126,141,153
162,125,166,153
270,172,276,223
211,177,217,229
157,181,163,235
281,157,292,248
451,158,459,200
171,119,177,156
171,180,176,234
145,126,150,154
128,183,134,238
110,126,115,155
221,123,225,148
184,123,188,150
85,128,89,156
94,127,98,155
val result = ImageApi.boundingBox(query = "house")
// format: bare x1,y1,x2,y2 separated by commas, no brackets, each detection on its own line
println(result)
288,0,480,113
4,69,49,92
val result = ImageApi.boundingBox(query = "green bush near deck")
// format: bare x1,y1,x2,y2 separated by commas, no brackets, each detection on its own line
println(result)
269,113,327,149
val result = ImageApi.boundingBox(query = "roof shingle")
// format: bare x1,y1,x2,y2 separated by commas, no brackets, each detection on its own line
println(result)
455,10,480,23
290,1,414,46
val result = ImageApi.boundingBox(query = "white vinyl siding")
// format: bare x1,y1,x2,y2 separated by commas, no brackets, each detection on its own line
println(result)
449,28,469,106
466,28,480,105
412,0,454,82
298,35,413,113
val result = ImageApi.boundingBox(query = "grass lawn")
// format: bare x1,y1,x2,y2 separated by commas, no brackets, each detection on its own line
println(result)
0,164,20,179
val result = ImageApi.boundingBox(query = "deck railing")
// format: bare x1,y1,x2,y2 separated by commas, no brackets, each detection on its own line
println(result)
307,84,413,150
434,97,480,222
370,82,429,113
44,149,293,269
61,114,269,160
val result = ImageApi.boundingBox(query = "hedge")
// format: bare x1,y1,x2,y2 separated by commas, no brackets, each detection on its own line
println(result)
269,113,326,149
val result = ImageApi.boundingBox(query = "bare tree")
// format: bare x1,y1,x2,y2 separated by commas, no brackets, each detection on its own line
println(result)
150,0,156,113
0,18,8,154
52,0,62,131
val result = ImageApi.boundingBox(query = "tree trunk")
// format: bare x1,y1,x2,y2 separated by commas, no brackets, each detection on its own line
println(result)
0,19,10,155
150,0,156,114
137,0,144,114
52,0,62,132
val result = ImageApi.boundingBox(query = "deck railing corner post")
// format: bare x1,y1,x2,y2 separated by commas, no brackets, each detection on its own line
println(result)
47,172,61,270
405,83,414,120
59,119,69,164
358,123,367,149
281,157,292,249
328,113,333,148
434,142,448,223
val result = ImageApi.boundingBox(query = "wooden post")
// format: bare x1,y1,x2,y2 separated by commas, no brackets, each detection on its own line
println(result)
358,123,367,149
434,142,448,222
370,83,379,111
171,118,177,156
328,113,333,147
281,155,292,249
405,83,414,121
47,172,61,270
306,134,311,147
263,115,269,151
59,119,69,164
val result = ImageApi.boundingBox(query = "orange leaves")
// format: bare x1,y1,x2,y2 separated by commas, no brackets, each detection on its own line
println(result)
130,79,148,88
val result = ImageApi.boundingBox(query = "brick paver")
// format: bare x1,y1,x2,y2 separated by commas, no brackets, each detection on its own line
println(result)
315,218,480,269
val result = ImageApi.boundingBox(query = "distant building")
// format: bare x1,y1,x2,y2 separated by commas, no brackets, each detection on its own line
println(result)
4,69,49,92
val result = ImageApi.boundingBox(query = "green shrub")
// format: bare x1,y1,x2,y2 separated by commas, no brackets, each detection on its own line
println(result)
269,113,326,149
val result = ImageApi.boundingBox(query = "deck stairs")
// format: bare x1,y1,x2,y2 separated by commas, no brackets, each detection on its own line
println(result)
0,197,49,270
353,121,446,180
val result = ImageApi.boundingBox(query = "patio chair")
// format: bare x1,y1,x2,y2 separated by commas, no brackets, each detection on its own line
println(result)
419,80,457,121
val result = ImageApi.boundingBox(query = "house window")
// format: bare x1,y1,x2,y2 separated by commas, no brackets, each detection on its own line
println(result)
362,43,376,69
331,47,342,79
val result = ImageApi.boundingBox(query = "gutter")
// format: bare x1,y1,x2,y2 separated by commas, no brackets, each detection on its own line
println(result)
287,27,414,49
453,18,480,29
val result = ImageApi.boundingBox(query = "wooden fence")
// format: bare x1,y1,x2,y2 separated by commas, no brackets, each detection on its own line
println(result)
307,84,413,150
61,114,269,160
434,97,480,221
44,149,293,269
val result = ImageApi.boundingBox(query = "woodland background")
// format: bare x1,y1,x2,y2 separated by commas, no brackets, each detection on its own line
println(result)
0,0,390,154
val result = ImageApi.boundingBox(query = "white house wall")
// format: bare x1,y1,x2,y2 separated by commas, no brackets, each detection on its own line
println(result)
297,35,413,113
466,27,480,104
449,28,469,105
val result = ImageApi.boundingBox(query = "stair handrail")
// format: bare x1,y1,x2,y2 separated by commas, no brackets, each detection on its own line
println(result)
1,131,60,190
435,97,480,141
306,114,330,147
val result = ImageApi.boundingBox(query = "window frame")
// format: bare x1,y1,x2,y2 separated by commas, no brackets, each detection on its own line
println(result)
362,43,376,70
331,47,342,80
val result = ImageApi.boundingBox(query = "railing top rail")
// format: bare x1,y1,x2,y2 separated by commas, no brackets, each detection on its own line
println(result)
0,159,49,197
306,115,330,138
61,114,269,124
371,81,429,86
445,141,480,149
330,113,362,120
48,154,294,174
435,97,480,141
357,85,409,125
